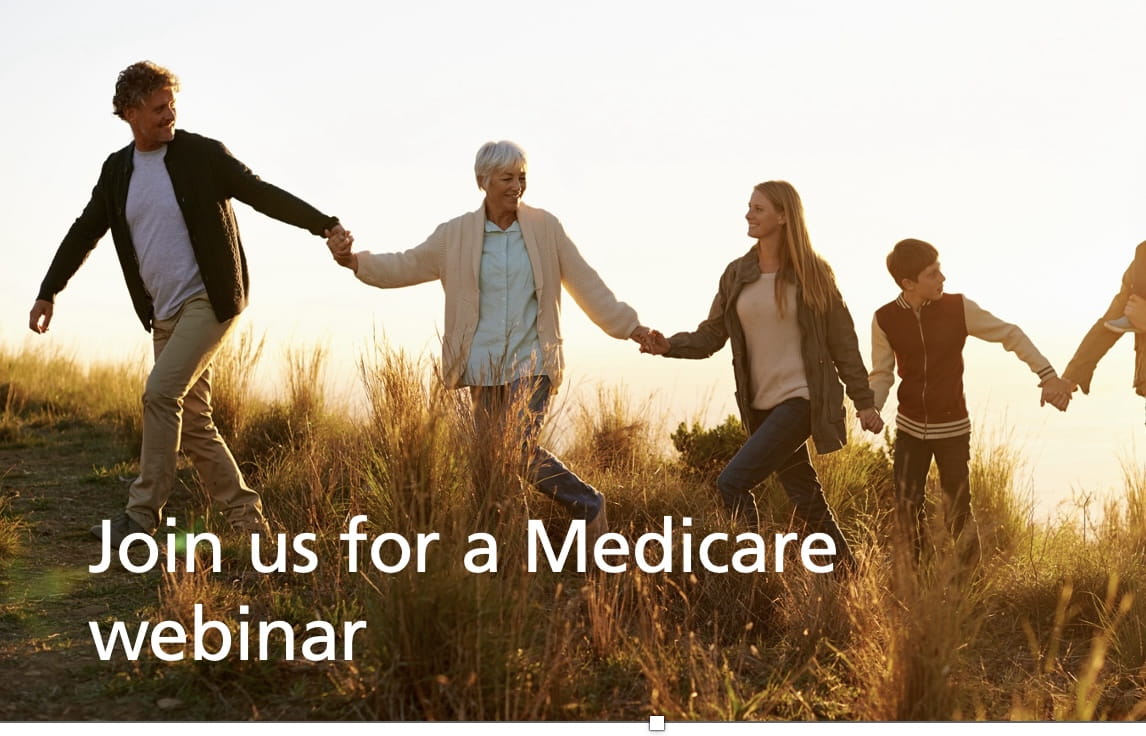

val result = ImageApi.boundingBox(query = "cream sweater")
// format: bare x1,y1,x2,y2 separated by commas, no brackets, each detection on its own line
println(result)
354,203,639,391
736,273,810,410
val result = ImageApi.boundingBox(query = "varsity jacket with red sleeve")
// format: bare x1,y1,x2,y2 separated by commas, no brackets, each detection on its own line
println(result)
868,293,1058,440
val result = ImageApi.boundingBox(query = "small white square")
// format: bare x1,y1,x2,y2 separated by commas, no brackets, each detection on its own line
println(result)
649,715,665,731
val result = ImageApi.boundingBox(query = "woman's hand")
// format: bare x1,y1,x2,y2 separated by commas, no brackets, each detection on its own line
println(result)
325,225,358,272
856,407,883,434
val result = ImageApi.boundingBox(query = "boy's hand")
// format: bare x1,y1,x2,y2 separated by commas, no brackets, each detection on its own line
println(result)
857,407,883,434
1039,376,1074,412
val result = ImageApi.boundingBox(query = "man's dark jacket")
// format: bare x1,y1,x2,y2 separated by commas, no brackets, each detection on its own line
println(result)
37,129,338,330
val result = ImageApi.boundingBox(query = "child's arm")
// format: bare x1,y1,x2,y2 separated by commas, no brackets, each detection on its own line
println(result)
963,297,1058,385
1062,262,1133,394
868,314,896,412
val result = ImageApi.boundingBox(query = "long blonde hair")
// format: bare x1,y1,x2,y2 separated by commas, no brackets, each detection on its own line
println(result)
754,180,837,315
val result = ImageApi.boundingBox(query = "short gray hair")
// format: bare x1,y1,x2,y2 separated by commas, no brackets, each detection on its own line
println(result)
474,140,527,189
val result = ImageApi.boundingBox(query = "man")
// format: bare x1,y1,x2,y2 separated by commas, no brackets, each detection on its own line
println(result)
29,61,344,545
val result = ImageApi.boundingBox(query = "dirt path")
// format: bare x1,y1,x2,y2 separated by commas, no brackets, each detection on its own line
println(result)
0,421,179,720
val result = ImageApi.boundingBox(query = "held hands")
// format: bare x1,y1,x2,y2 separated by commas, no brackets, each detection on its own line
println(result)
856,407,884,434
635,328,670,355
1040,376,1075,412
28,299,53,334
324,224,358,272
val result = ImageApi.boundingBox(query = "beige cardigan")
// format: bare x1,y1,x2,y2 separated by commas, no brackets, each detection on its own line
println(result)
354,203,640,391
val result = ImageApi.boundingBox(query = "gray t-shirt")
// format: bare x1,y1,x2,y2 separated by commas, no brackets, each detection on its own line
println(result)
126,146,206,321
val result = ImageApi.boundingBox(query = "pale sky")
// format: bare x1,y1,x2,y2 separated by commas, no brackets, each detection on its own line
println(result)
3,0,1145,520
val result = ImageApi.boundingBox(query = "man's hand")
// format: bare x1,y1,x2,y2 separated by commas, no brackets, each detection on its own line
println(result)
325,226,358,272
29,299,53,334
857,407,884,434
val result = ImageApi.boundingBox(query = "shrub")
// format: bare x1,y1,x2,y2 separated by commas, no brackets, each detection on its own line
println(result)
670,414,745,478
565,384,663,475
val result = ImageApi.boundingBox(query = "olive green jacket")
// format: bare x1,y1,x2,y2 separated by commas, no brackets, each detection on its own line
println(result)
666,249,875,454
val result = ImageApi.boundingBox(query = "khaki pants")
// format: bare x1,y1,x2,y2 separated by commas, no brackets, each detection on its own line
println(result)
125,295,266,533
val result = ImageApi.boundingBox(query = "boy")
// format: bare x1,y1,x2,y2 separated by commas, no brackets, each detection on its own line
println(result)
868,239,1071,566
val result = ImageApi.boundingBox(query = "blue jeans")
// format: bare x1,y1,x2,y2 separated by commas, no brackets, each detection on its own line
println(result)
893,430,981,566
469,376,603,521
717,397,855,568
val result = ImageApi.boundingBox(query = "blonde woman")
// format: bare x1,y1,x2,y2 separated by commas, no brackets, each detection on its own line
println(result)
642,181,882,571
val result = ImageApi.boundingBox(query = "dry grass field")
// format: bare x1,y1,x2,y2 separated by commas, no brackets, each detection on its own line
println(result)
2,333,1145,720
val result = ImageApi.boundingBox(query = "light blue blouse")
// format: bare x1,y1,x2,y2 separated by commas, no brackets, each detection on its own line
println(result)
463,219,543,386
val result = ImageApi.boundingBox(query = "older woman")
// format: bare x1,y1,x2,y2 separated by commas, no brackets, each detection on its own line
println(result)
327,140,648,540
641,180,882,572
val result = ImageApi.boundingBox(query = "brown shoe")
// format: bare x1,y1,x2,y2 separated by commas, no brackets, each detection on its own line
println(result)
89,513,150,547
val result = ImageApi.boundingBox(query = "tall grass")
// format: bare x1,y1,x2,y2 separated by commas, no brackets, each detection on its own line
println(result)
0,342,143,445
4,336,1146,720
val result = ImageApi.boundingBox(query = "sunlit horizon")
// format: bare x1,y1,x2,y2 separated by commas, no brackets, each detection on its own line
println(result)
3,0,1145,522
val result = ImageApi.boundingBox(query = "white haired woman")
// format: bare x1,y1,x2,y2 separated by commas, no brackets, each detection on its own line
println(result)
327,140,649,540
